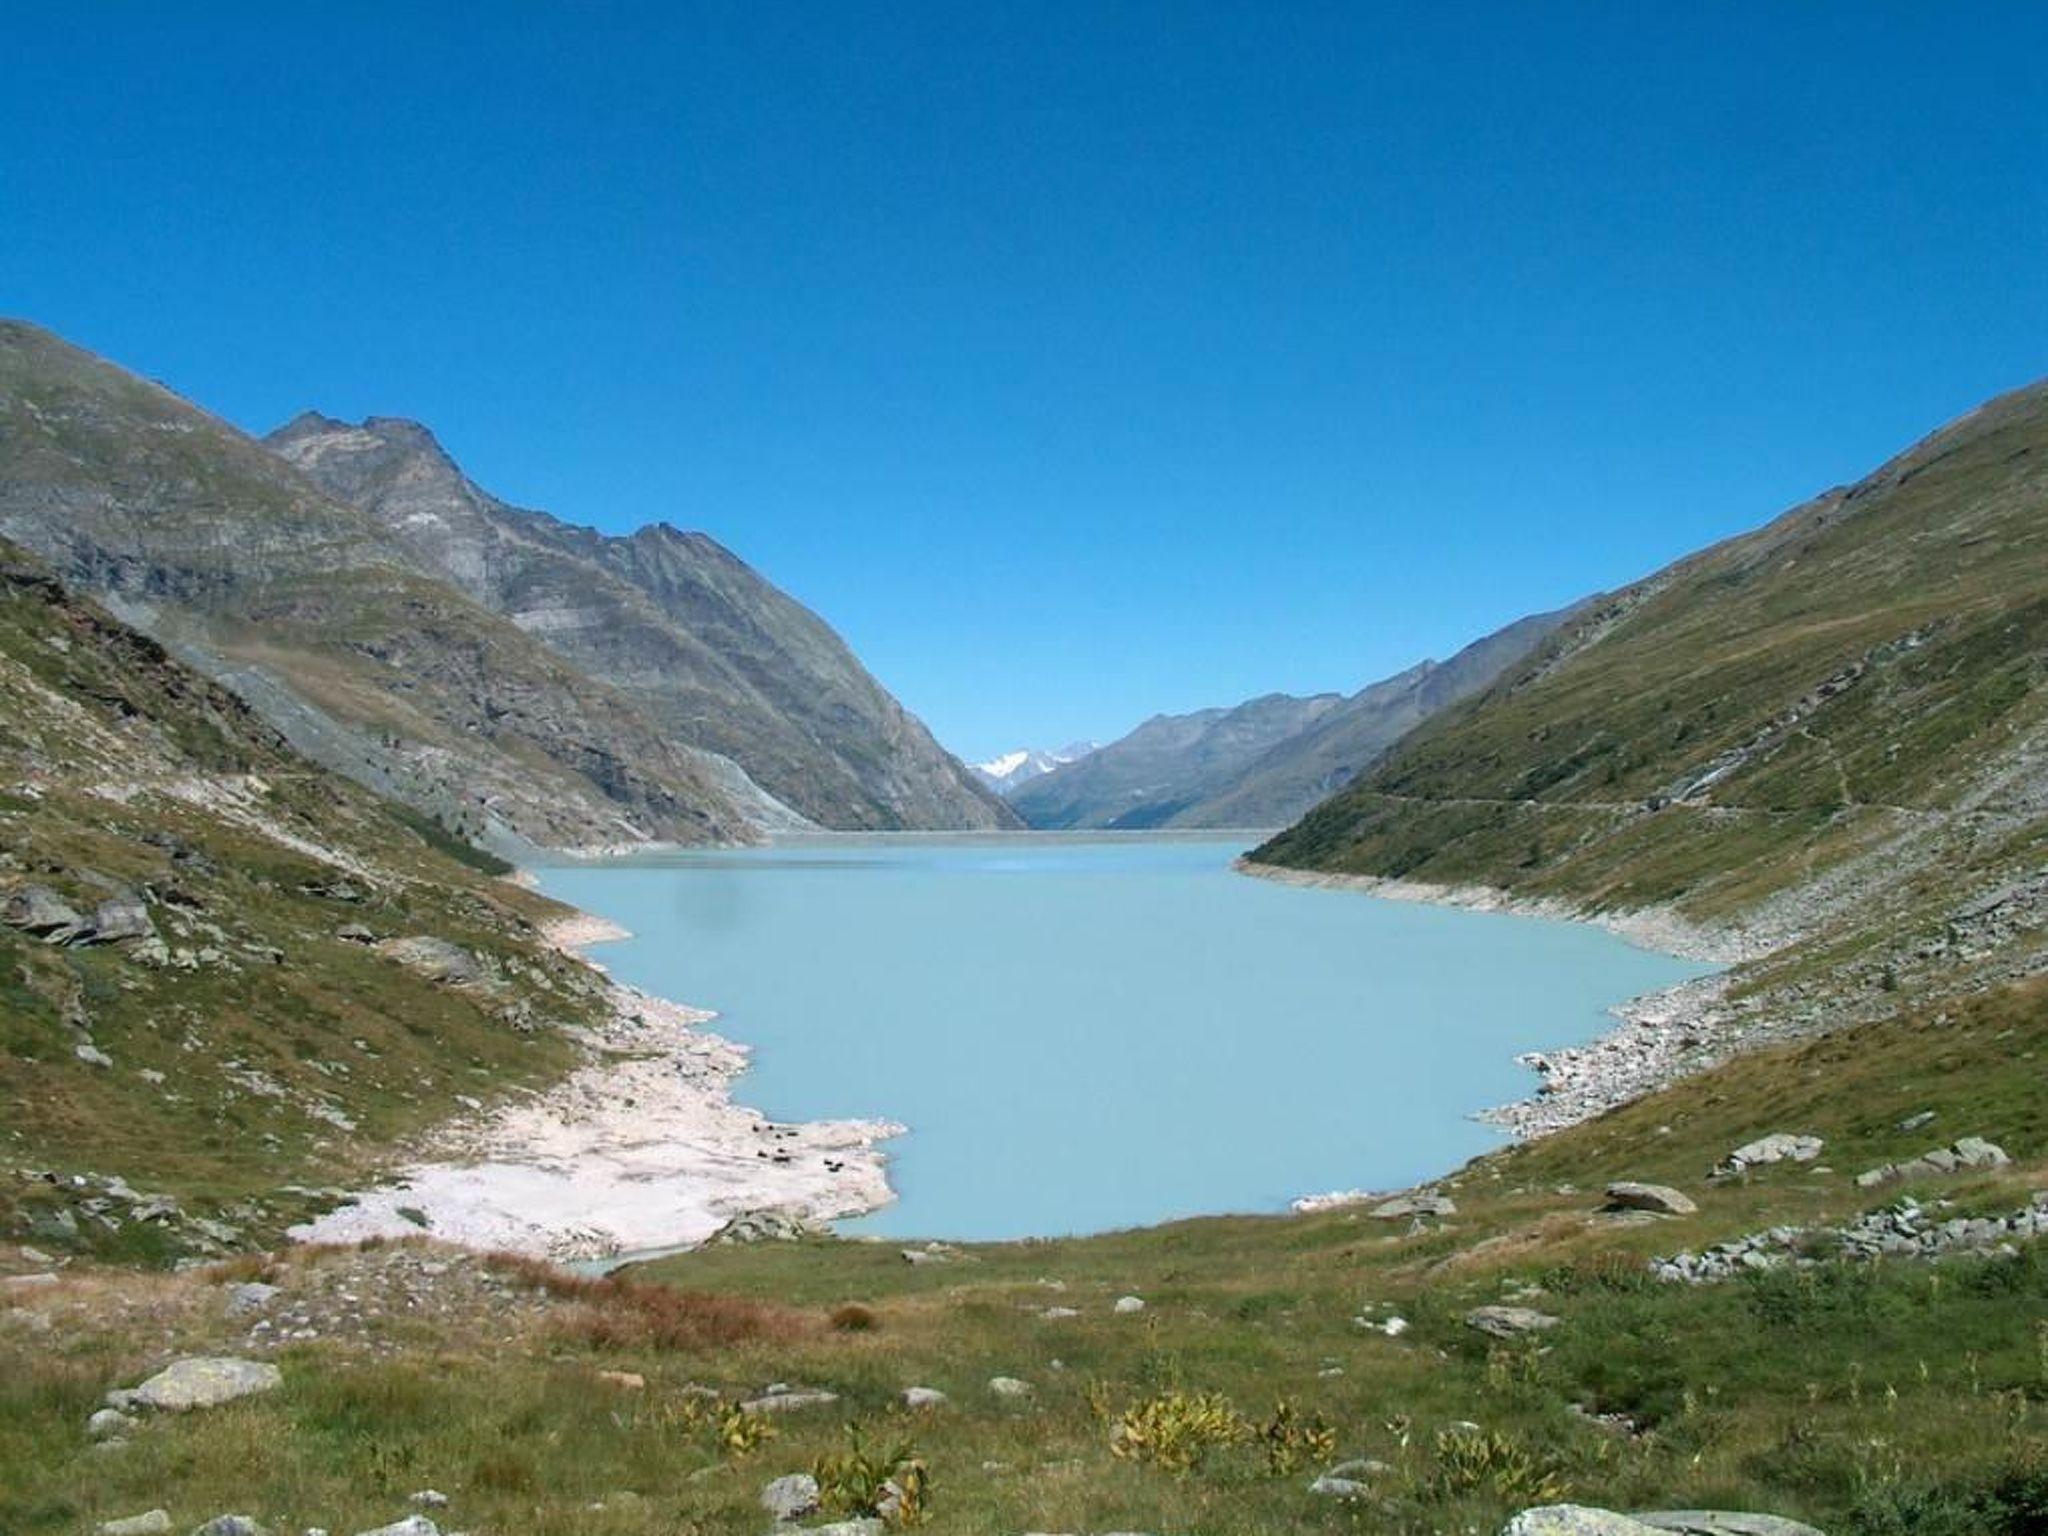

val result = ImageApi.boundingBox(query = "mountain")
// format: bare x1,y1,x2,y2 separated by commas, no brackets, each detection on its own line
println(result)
0,532,611,1256
1010,609,1571,830
1009,692,1346,829
1255,378,2048,994
0,320,1006,849
970,741,1097,795
266,414,1016,834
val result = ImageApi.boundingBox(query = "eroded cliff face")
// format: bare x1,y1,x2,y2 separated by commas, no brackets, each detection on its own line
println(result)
268,413,1018,833
0,320,758,848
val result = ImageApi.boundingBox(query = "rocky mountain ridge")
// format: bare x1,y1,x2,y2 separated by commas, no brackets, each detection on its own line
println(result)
265,413,1014,834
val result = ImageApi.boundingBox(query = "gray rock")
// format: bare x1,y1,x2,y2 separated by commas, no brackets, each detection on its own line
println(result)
98,1511,172,1536
901,1386,948,1408
1717,1133,1823,1174
1633,1513,1826,1536
349,1521,435,1536
75,1042,115,1068
406,1491,448,1509
1309,1475,1369,1497
1604,1181,1698,1216
128,1356,282,1411
1896,1110,1936,1133
87,1406,137,1439
1370,1193,1457,1219
2,884,88,941
759,1472,820,1522
225,1282,281,1317
1503,1509,1661,1535
988,1375,1034,1398
739,1388,838,1415
89,893,157,945
373,936,485,987
190,1519,270,1536
1952,1135,2010,1169
805,1523,885,1536
1329,1457,1393,1478
335,922,376,944
1041,1305,1080,1319
1113,1294,1146,1314
1466,1304,1561,1338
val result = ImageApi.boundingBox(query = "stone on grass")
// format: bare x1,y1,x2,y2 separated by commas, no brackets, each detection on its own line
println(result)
1113,1294,1146,1313
1503,1508,1660,1535
901,1386,948,1408
1716,1134,1822,1175
190,1518,271,1536
2,884,88,940
1633,1513,1827,1536
87,1406,137,1439
739,1388,838,1414
129,1356,281,1411
1310,1474,1369,1497
760,1472,820,1522
1466,1305,1561,1339
806,1522,885,1536
988,1375,1034,1398
97,1512,172,1536
349,1519,436,1536
1370,1193,1456,1219
406,1491,448,1509
225,1282,280,1317
1604,1182,1697,1216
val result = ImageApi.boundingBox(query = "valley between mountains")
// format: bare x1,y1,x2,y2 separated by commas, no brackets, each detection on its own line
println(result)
1,323,2045,1536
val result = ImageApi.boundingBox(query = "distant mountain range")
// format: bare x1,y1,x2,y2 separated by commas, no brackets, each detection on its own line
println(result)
970,742,1097,795
1009,609,1577,831
0,321,1014,849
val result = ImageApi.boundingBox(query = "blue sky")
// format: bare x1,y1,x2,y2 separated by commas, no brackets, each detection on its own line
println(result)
6,5,2048,762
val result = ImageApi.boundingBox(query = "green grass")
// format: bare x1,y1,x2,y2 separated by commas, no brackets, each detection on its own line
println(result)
3,980,2041,1534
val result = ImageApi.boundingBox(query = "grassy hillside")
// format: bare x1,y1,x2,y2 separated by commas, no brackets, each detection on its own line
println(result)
4,976,2041,1535
0,538,611,1261
1254,382,2048,985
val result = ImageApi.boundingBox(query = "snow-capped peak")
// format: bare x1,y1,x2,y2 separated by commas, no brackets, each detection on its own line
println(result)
971,741,1098,795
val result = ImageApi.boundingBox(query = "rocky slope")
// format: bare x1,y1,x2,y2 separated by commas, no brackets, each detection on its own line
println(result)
0,320,767,849
266,413,1016,833
1012,608,1570,830
1256,377,2048,1018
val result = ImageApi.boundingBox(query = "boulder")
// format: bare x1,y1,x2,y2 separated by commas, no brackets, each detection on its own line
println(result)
1113,1295,1146,1314
1466,1305,1561,1338
1633,1513,1826,1536
225,1282,280,1317
1604,1182,1698,1216
189,1519,270,1536
1370,1193,1457,1219
1,884,88,941
1952,1136,2010,1169
1503,1508,1661,1535
127,1356,282,1412
760,1472,820,1522
1716,1134,1823,1175
349,1521,436,1536
97,1513,172,1536
988,1375,1034,1398
1309,1474,1369,1497
901,1386,948,1408
373,936,486,987
86,1406,137,1440
739,1388,838,1414
88,893,157,945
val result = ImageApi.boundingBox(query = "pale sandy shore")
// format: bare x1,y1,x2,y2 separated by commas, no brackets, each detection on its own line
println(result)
292,911,902,1261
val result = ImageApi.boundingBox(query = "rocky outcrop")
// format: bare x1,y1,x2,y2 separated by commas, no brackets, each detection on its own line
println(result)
267,413,1014,833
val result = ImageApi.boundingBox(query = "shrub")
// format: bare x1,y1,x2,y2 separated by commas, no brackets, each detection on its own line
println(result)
1256,1398,1337,1475
814,1425,930,1526
1109,1391,1249,1474
830,1301,878,1332
1428,1426,1567,1505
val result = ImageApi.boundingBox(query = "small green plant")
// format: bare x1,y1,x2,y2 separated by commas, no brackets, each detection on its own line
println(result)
814,1424,930,1526
1429,1426,1567,1504
1256,1397,1336,1475
1109,1390,1250,1474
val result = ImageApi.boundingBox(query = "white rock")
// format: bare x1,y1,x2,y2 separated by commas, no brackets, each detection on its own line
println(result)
127,1356,282,1412
988,1375,1033,1399
97,1512,172,1536
1113,1295,1146,1314
901,1386,948,1408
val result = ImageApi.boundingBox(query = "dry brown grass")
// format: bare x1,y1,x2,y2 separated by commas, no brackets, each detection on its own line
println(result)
481,1251,809,1352
828,1301,879,1332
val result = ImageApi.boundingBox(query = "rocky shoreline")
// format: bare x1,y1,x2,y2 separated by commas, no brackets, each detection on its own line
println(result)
291,911,902,1260
1235,858,1783,1142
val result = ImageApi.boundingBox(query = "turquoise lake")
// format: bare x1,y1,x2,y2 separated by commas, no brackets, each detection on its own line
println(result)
535,835,1714,1240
